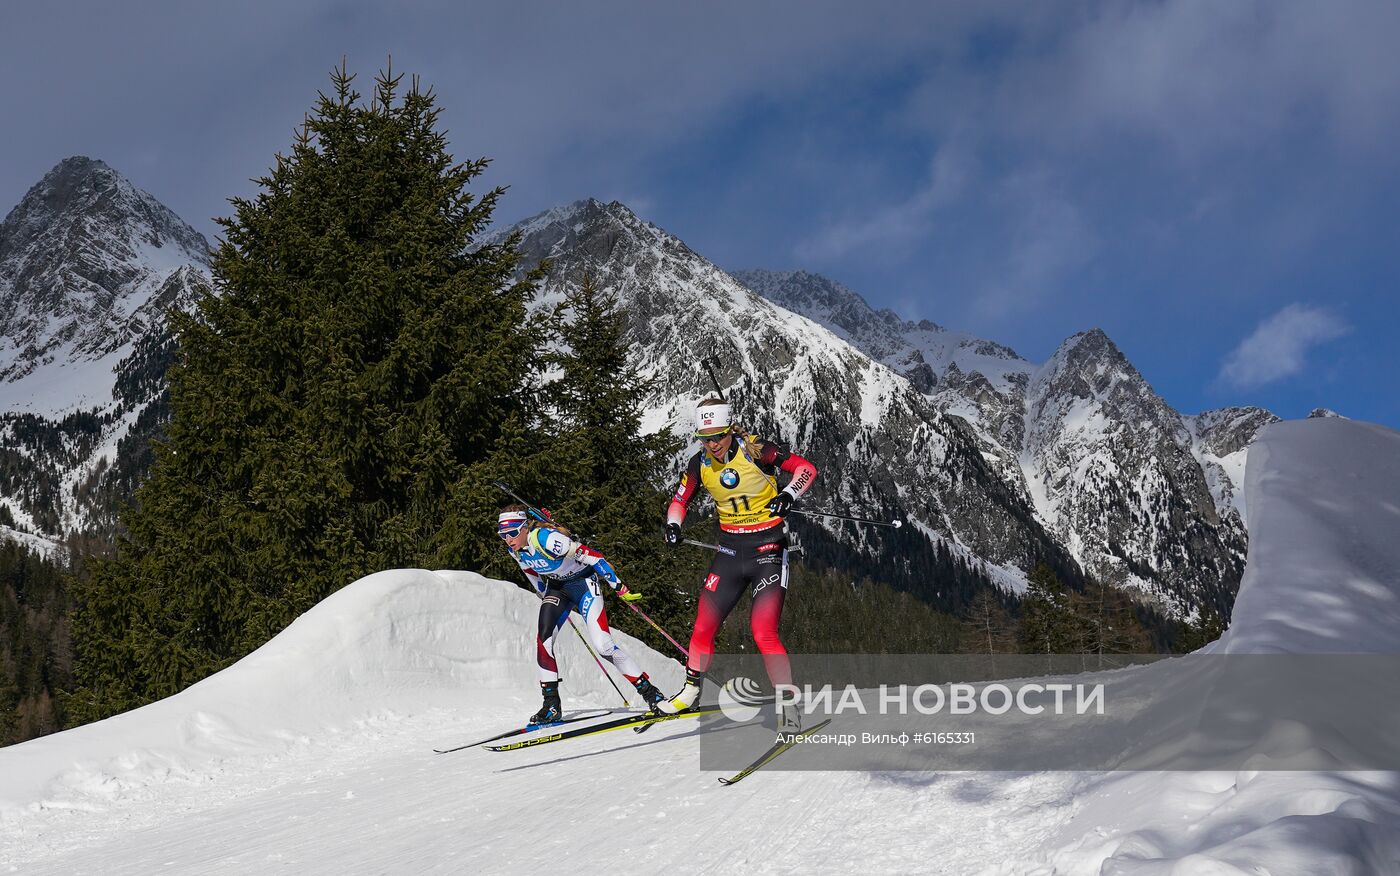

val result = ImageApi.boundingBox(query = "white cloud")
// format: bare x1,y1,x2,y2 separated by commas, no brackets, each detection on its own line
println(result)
793,1,1400,329
899,1,1400,165
1217,304,1350,390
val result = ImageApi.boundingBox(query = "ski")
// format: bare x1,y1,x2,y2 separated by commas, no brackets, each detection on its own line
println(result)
433,711,612,754
717,718,833,786
486,706,726,751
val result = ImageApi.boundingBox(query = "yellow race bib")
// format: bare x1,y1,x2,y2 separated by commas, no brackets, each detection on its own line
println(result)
699,435,782,529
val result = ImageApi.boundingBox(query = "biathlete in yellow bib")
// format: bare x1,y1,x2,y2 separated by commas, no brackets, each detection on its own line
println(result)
657,397,818,729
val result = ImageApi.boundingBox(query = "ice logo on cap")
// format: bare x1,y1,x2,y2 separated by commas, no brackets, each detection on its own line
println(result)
695,402,730,432
718,676,766,722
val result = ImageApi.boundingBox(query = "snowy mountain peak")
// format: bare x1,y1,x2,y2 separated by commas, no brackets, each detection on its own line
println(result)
1186,406,1280,459
1031,329,1170,435
0,157,213,537
0,156,211,387
1052,326,1125,369
499,198,673,257
1308,407,1345,419
1022,327,1246,613
731,268,927,337
730,267,1264,615
1183,406,1280,527
729,268,1031,403
501,197,604,240
0,156,209,269
492,200,713,310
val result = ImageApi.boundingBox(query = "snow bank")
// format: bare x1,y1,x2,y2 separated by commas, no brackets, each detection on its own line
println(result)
1221,418,1400,654
0,569,678,821
1035,418,1400,874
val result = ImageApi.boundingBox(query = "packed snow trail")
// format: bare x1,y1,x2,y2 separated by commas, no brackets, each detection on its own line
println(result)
0,569,1085,874
3,418,1400,874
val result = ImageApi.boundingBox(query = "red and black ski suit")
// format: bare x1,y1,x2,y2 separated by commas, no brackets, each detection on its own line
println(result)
667,435,817,687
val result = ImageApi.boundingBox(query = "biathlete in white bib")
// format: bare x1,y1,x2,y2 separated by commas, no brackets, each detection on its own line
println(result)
497,505,667,725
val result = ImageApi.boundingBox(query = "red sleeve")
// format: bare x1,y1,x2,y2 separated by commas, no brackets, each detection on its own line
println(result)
778,452,817,499
757,440,817,500
666,452,702,525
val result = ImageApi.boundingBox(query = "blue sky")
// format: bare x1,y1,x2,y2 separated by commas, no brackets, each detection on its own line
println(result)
4,2,1397,427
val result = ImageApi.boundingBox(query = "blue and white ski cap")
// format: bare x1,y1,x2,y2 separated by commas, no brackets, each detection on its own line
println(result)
497,510,529,534
695,400,731,437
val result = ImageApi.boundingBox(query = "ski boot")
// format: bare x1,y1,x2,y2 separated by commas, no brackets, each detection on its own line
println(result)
658,668,704,714
632,675,667,712
777,702,803,735
528,681,562,726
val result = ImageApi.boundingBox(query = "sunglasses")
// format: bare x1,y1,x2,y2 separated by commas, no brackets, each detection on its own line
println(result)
498,524,526,540
696,432,729,444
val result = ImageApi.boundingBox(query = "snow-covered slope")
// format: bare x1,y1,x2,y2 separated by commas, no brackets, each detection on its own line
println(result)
1219,418,1400,654
0,570,681,820
1,569,1083,874
0,524,62,560
3,417,1398,874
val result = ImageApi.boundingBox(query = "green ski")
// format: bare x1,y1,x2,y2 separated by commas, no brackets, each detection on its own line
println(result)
486,706,726,751
718,718,834,786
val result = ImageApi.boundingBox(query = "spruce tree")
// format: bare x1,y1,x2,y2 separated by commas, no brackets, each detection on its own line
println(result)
1,540,74,742
1017,563,1084,657
528,273,697,656
1173,604,1226,653
69,65,542,722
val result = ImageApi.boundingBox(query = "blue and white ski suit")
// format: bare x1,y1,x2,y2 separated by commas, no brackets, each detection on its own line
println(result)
508,526,644,683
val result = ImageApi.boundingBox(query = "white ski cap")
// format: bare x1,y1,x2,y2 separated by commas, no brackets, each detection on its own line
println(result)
694,401,731,437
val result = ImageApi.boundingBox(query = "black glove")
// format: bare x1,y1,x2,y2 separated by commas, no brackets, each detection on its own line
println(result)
664,522,683,547
766,492,793,518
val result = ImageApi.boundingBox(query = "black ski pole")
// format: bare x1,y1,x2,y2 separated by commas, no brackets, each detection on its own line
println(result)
682,537,737,556
702,354,726,401
789,508,903,529
566,616,633,708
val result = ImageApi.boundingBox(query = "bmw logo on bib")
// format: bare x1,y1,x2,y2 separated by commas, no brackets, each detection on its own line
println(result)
720,468,740,488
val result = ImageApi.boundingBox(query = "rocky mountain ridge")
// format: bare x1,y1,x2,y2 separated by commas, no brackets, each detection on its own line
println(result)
0,157,212,536
0,166,1290,618
725,269,1272,615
